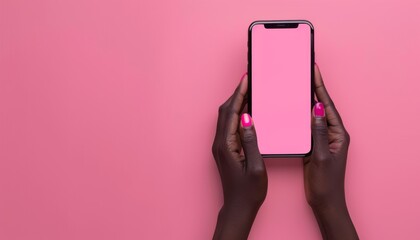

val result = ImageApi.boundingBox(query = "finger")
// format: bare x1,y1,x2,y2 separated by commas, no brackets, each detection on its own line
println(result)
226,73,248,116
314,64,345,128
213,74,248,161
222,72,248,109
311,102,330,160
222,74,249,137
215,73,248,138
239,113,264,171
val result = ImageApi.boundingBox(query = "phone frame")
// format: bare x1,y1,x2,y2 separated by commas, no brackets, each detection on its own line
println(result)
247,20,315,158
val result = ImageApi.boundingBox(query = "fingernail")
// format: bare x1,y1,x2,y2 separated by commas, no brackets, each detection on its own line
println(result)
314,102,325,118
241,113,252,128
240,72,247,82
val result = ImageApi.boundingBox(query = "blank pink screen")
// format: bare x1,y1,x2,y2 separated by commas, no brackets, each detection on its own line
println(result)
251,23,311,155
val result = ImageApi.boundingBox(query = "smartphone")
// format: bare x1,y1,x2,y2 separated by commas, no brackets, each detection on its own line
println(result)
248,20,314,158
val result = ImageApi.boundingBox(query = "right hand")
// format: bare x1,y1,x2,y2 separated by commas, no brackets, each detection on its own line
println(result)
303,64,351,210
303,64,358,240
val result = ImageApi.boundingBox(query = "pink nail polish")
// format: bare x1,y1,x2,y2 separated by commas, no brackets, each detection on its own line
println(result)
241,113,252,128
314,102,325,117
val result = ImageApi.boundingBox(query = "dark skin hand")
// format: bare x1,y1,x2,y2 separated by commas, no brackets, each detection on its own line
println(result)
303,64,359,240
212,65,358,240
212,74,267,240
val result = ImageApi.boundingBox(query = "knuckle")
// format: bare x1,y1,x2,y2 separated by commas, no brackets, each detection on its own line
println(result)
324,100,336,110
313,124,328,136
228,108,237,116
218,104,226,114
248,165,266,180
219,103,234,116
211,143,217,156
224,135,237,151
344,131,351,144
315,153,332,163
242,131,256,144
251,165,266,177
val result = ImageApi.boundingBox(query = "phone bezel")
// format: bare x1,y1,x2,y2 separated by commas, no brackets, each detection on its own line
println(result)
247,20,315,158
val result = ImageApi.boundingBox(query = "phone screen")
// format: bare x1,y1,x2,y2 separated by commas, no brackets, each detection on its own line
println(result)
249,21,313,156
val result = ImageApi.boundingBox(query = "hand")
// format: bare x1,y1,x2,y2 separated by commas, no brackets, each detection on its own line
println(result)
304,64,358,240
212,74,267,240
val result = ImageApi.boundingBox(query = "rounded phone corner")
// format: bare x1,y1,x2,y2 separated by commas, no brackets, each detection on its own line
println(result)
299,20,314,31
248,21,262,33
303,148,313,157
303,139,314,157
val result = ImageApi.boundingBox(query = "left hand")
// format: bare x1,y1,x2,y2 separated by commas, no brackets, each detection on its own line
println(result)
212,74,267,240
212,73,267,209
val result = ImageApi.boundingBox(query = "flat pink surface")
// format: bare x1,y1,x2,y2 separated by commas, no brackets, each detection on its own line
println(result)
1,0,420,239
252,23,311,155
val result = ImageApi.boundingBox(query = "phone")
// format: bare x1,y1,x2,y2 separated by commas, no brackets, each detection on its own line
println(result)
248,20,314,158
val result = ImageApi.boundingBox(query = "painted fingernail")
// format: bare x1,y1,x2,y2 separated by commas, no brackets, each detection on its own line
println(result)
241,113,252,128
314,102,325,118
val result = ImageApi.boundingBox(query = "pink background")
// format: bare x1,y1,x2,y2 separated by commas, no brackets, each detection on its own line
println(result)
252,23,311,155
1,0,420,239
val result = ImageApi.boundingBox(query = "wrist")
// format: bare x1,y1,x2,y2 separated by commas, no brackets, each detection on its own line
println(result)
224,194,264,213
312,199,349,220
221,200,261,220
309,193,347,214
213,202,261,240
311,199,359,240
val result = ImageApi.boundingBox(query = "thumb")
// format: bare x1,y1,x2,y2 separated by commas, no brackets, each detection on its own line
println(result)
239,113,264,170
311,102,330,159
